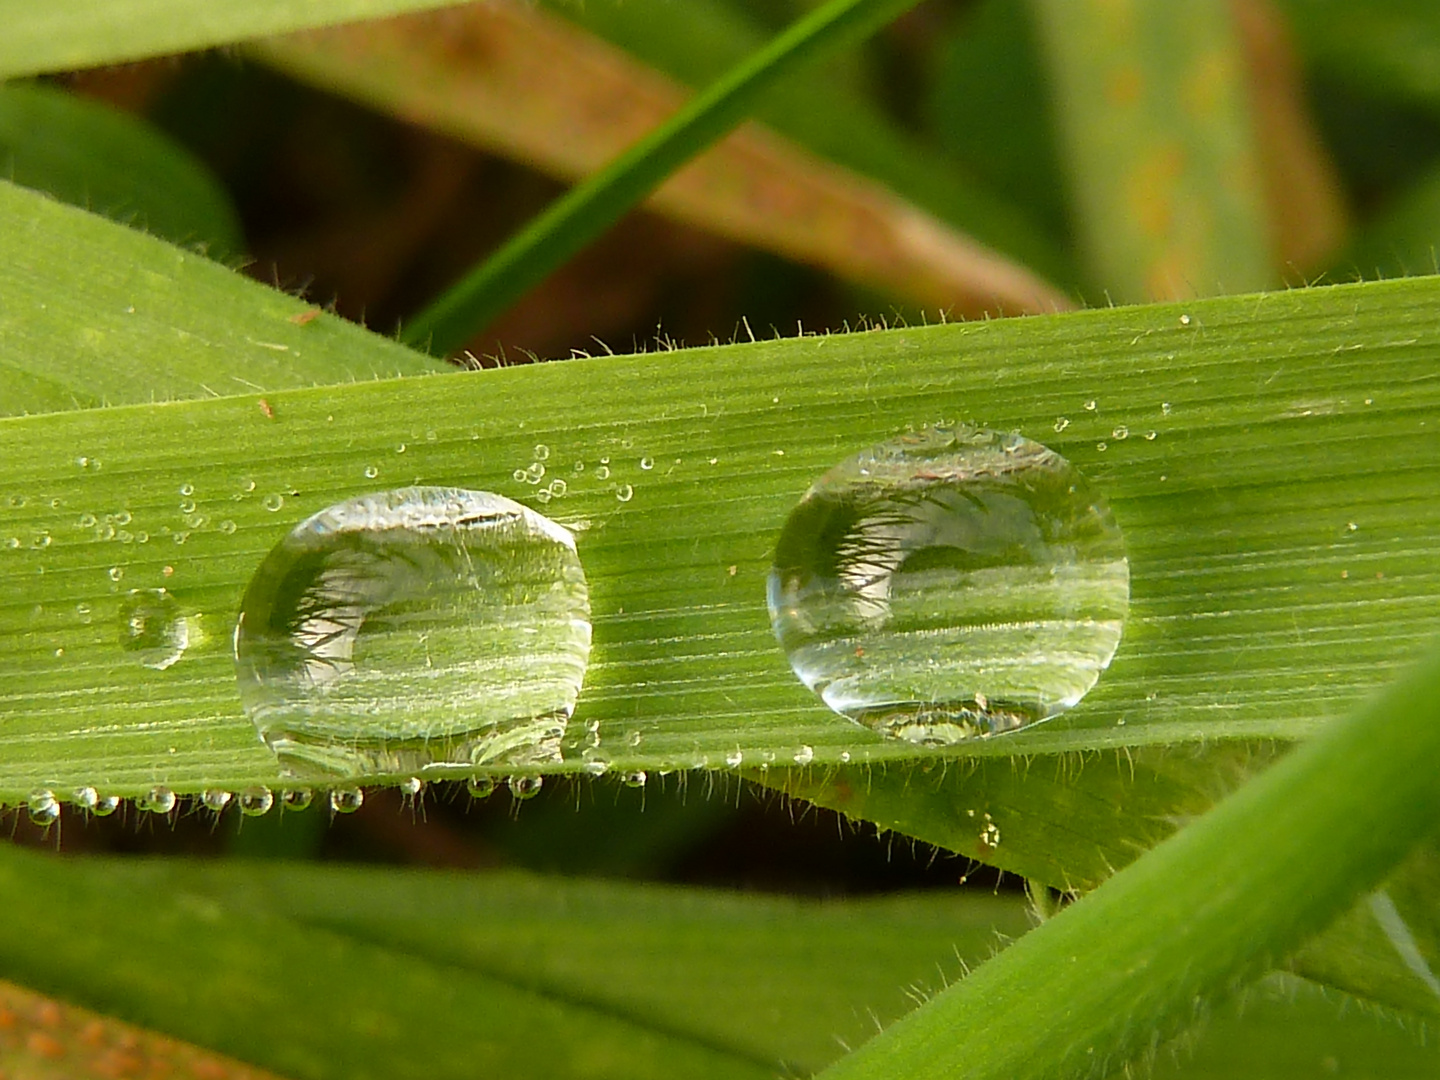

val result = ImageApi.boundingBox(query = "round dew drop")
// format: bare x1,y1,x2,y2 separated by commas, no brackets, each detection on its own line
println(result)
137,785,176,814
767,425,1129,745
26,789,58,826
282,788,313,811
233,487,592,781
466,775,496,800
118,588,189,670
330,787,364,813
508,775,543,800
238,786,274,816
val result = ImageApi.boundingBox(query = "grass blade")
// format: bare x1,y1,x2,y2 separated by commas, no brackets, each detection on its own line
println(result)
399,0,924,355
0,0,469,80
254,4,1068,322
817,640,1440,1080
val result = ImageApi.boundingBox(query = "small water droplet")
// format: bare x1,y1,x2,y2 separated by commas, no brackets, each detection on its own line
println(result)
4,537,19,550
548,479,567,497
1096,441,1108,452
625,729,643,747
533,444,550,461
525,463,545,483
180,483,194,497
399,777,424,797
239,787,274,816
136,785,176,814
509,775,543,800
573,461,585,473
282,789,313,811
466,775,496,800
1053,417,1069,433
1161,402,1172,416
330,787,364,813
27,789,58,826
615,484,633,502
536,490,552,504
119,588,189,670
793,745,814,765
72,786,99,811
513,469,528,482
77,457,89,469
365,465,379,479
1144,431,1157,441
262,494,284,512
1178,314,1191,326
639,457,654,471
201,789,232,813
768,425,1129,745
107,566,124,582
91,793,120,817
179,499,197,514
595,465,611,480
29,531,50,549
1084,400,1097,411
396,443,407,454
220,520,237,534
78,513,97,528
234,488,591,779
725,750,743,767
600,456,610,465
1112,426,1129,440
243,479,257,493
622,770,647,788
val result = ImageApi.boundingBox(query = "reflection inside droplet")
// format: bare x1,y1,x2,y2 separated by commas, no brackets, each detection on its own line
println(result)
233,487,592,780
767,425,1128,744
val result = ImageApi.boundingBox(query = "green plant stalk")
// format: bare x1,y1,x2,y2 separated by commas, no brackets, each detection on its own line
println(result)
399,0,922,355
819,640,1440,1080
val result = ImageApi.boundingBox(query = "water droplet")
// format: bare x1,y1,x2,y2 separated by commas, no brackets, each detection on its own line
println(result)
1178,314,1191,326
282,788,313,811
91,794,120,817
115,510,132,526
1053,417,1069,433
399,777,424,797
262,494,284,512
1084,400,1097,411
29,531,50,549
220,520,237,535
548,479,567,498
725,750,743,767
582,754,609,776
365,465,379,479
509,775,543,800
466,775,495,800
525,463,545,483
234,487,592,779
4,537,19,550
615,484,633,502
179,499,197,514
535,490,552,504
239,787,273,816
330,787,364,813
136,785,176,814
180,483,194,497
108,566,124,582
622,770,647,788
767,425,1129,744
1096,441,1108,452
78,513,97,529
533,444,550,462
72,786,98,811
513,469,528,483
1112,426,1129,440
201,789,232,813
573,461,585,473
639,457,654,470
1145,431,1157,441
27,789,58,826
1161,402,1172,416
119,589,189,670
600,456,610,465
396,443,407,455
595,465,611,481
793,745,815,765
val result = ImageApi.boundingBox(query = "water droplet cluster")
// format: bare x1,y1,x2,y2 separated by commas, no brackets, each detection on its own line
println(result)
768,425,1129,744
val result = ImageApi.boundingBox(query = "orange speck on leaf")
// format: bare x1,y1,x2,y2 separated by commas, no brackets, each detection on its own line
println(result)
288,308,322,326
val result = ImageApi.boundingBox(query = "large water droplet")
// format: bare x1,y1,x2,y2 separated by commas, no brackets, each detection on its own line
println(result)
768,426,1129,744
118,588,189,670
233,487,592,779
27,789,58,826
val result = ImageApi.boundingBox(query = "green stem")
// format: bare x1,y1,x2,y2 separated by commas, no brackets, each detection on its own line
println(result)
399,0,922,356
819,640,1440,1080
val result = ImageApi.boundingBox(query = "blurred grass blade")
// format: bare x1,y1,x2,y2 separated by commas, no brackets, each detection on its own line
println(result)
547,0,1076,288
0,0,468,79
0,847,1029,1079
818,641,1440,1080
0,180,445,417
399,0,925,355
254,3,1069,323
1028,0,1273,300
3,180,1440,799
0,978,288,1080
0,82,243,260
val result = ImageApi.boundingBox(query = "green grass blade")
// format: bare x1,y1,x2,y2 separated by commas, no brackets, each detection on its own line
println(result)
3,179,1440,798
0,83,242,259
817,641,1440,1080
0,180,446,417
544,0,1075,287
1028,0,1272,300
399,0,924,355
0,0,469,80
0,846,1027,1079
